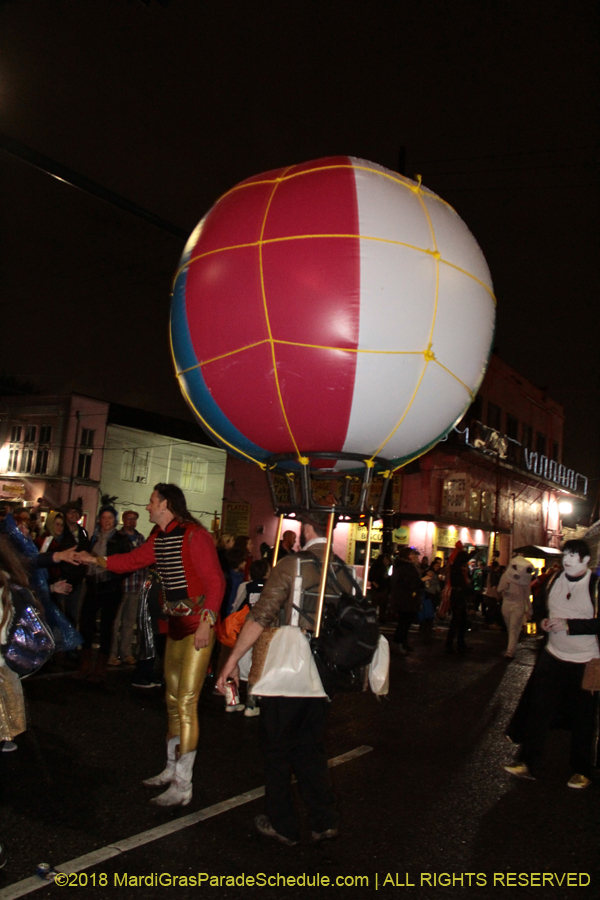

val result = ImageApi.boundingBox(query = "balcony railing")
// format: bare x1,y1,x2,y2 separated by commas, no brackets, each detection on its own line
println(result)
454,421,587,495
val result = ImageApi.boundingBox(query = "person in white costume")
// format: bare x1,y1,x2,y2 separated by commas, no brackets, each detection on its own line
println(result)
497,555,534,658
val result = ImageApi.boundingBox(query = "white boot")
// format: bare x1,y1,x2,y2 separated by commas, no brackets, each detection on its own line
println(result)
143,736,180,787
151,750,196,807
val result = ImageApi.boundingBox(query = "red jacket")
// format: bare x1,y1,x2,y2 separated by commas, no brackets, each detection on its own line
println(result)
105,520,224,616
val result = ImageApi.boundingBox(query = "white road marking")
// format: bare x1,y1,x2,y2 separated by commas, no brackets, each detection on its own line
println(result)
0,745,373,899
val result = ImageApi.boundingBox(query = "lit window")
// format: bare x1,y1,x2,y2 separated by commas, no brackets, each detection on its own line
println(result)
481,491,494,524
20,448,35,474
469,489,481,520
8,447,19,471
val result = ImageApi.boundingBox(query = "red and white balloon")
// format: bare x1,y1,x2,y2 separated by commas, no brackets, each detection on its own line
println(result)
171,156,495,469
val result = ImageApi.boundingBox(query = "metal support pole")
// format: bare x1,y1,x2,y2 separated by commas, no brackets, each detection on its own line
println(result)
314,509,336,639
363,514,373,591
271,514,285,567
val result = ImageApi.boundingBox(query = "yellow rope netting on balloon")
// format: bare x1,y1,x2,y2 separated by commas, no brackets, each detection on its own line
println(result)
172,161,494,468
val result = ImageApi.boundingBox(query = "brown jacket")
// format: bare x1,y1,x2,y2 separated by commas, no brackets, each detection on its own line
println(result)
248,541,355,631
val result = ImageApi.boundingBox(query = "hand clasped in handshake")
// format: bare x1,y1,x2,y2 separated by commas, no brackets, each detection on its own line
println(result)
74,550,97,565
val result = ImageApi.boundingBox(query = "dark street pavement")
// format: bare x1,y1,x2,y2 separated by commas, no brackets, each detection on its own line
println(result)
1,623,599,900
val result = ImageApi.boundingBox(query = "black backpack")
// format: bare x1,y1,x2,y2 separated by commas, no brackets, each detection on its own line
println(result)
294,553,380,697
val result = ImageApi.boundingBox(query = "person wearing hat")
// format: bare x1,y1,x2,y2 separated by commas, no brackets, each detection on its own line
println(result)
108,510,147,667
74,505,132,682
217,511,352,847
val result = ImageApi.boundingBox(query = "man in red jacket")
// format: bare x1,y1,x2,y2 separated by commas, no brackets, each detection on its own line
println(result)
77,483,224,807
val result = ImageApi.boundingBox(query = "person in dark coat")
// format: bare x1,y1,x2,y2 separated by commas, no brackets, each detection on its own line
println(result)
390,547,429,653
59,502,90,628
445,549,472,653
74,505,131,682
369,552,392,623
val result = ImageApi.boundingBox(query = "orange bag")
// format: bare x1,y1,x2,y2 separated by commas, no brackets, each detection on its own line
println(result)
215,606,250,648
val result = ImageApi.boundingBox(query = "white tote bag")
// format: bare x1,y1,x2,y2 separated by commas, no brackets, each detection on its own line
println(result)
252,626,327,698
368,634,390,696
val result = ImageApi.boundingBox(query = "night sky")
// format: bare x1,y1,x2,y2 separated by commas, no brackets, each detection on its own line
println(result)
1,0,598,512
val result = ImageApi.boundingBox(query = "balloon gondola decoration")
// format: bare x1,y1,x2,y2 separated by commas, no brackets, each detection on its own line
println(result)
170,156,495,522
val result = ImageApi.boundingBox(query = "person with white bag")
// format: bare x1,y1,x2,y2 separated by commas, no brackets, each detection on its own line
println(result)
217,511,353,847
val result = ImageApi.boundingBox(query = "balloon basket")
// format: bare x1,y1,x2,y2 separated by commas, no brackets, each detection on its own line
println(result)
264,451,393,522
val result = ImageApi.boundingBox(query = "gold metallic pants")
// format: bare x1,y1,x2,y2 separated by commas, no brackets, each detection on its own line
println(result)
164,631,215,755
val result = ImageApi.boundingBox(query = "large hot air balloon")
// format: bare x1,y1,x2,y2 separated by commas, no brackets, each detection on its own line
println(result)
171,156,495,521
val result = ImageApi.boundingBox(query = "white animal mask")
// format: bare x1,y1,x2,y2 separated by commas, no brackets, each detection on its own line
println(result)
507,556,535,586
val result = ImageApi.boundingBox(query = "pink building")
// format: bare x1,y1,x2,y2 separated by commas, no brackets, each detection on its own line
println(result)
0,394,108,530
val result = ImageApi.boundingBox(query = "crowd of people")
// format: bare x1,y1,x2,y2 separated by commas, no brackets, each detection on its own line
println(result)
366,542,569,661
1,488,599,853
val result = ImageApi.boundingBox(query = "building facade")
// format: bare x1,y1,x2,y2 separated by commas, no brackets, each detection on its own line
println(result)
0,394,109,526
393,354,587,566
0,394,226,533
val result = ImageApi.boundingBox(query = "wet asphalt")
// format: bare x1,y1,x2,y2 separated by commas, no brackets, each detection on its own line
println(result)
1,621,599,900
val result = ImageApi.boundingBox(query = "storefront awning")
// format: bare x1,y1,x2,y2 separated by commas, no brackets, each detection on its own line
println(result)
513,544,562,560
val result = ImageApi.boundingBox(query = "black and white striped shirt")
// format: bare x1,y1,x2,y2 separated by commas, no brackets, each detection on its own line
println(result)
154,524,188,602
